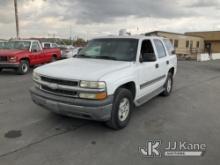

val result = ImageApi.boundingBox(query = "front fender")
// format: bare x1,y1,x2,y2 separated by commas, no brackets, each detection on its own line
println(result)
99,66,138,96
109,77,137,96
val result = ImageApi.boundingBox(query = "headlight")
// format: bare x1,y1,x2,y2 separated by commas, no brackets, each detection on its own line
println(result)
8,56,17,63
80,81,106,89
79,92,107,100
33,72,41,81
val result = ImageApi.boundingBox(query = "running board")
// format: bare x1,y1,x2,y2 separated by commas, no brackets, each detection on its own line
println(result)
135,87,165,107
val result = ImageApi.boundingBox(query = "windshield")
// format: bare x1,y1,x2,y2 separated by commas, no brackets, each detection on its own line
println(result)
77,38,138,61
5,41,31,50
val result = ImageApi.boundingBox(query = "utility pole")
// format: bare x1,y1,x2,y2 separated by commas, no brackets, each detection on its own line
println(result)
14,0,20,39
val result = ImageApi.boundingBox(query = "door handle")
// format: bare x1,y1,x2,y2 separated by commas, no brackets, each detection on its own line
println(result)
166,60,169,65
155,63,159,69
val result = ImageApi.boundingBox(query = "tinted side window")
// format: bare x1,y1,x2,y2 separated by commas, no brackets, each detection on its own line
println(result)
52,44,57,48
44,43,51,48
140,40,156,62
154,39,167,58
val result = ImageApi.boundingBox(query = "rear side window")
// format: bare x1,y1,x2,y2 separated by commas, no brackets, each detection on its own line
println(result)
163,39,174,55
44,43,51,48
154,39,167,58
52,44,57,48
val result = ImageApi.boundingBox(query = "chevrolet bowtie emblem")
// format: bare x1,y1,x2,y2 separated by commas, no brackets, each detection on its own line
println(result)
48,83,58,90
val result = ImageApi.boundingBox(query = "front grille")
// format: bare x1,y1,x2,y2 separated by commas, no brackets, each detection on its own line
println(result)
0,56,7,62
41,76,78,86
41,85,78,97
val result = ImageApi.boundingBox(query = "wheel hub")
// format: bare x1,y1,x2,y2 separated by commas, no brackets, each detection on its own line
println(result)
22,64,28,72
118,98,130,122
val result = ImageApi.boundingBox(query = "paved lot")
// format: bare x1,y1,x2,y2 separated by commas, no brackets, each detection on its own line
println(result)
0,60,220,165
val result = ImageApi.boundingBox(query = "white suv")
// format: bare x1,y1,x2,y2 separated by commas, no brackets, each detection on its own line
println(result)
30,35,177,130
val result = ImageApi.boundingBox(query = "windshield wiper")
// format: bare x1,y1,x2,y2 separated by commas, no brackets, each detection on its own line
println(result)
94,56,117,61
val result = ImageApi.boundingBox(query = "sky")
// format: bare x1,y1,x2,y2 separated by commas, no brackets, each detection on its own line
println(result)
1,0,220,39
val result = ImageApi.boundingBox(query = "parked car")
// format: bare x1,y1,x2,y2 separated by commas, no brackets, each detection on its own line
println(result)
42,42,58,49
30,35,177,129
62,47,82,58
58,45,76,59
0,40,61,74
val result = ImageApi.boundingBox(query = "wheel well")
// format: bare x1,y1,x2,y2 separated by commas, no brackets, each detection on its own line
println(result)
169,67,175,76
52,54,57,58
20,58,29,63
118,82,136,99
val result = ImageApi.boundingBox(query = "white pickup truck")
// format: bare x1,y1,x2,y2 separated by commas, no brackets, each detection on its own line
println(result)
30,35,177,130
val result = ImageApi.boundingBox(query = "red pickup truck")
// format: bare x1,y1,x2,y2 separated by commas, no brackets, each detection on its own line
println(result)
0,40,61,74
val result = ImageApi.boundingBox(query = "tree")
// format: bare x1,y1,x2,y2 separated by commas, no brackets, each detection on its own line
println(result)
73,38,87,47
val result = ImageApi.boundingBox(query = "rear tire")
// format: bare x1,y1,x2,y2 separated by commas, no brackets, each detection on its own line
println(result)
17,60,29,75
106,88,133,130
161,72,173,96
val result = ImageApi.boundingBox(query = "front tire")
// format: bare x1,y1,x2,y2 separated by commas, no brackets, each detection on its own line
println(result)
161,72,173,96
106,88,133,130
51,56,57,62
17,60,29,75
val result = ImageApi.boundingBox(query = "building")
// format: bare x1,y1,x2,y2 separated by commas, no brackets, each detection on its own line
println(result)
145,31,204,59
185,31,220,59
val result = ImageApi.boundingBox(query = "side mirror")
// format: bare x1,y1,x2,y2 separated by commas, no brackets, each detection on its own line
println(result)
171,50,176,55
140,53,156,62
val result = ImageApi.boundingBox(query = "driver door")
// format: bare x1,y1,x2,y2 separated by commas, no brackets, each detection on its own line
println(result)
137,40,163,100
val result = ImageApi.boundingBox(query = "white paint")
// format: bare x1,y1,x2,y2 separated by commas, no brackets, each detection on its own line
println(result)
197,53,210,61
211,53,220,60
34,35,177,105
197,53,220,61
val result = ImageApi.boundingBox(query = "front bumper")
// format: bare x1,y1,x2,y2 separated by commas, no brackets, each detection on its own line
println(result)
0,62,19,68
30,87,113,121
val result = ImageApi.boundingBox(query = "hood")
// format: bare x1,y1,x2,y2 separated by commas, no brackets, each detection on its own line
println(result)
0,49,28,56
35,58,132,81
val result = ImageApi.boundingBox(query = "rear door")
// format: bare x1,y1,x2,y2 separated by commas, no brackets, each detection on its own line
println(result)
153,39,169,86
